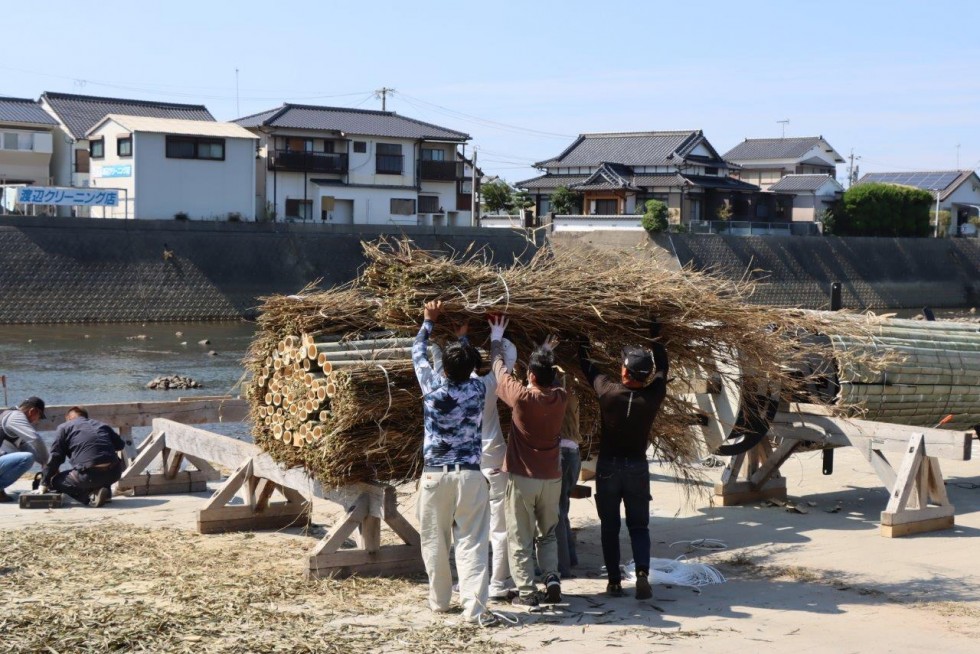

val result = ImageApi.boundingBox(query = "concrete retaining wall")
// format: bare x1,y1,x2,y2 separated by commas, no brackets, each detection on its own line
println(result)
0,216,537,324
2,217,977,323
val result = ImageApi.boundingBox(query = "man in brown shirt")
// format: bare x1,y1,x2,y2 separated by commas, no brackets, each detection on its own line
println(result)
489,315,567,606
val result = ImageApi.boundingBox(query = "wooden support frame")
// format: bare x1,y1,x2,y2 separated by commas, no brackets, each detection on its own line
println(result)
879,433,955,537
116,431,220,496
307,484,424,579
716,404,969,537
117,419,423,577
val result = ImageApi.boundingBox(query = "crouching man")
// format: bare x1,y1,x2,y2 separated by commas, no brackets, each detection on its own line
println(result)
44,407,125,507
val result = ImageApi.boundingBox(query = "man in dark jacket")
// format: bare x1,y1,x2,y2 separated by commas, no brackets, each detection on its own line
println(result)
579,321,668,600
43,407,125,507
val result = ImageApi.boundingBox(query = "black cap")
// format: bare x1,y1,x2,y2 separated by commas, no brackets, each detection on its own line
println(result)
621,347,654,381
20,396,46,419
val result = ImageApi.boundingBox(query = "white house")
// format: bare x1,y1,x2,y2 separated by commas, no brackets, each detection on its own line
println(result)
767,174,844,222
0,97,57,192
234,104,472,226
39,92,215,216
724,136,844,190
857,170,980,236
85,115,257,220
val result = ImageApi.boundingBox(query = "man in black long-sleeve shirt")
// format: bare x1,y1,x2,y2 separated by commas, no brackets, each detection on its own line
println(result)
579,322,668,600
44,407,125,507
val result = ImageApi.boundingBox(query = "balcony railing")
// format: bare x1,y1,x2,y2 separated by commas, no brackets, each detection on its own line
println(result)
688,220,822,236
419,159,463,181
269,150,348,174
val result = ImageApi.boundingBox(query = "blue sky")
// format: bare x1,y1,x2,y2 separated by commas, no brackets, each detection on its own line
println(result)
3,0,978,184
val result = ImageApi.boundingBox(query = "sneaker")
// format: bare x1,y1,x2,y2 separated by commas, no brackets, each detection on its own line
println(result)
543,575,562,604
89,487,110,508
606,581,624,597
511,592,539,608
0,490,12,503
478,612,502,628
635,571,652,600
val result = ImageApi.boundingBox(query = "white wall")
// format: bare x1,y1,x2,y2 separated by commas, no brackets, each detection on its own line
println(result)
314,185,420,225
88,120,256,220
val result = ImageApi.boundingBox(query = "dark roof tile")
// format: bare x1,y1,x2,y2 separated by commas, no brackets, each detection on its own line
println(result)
41,91,214,139
768,174,842,193
234,103,468,141
0,96,58,126
723,136,842,162
535,131,711,167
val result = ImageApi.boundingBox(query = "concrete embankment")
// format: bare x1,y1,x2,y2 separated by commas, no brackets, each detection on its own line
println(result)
2,217,978,323
0,216,536,324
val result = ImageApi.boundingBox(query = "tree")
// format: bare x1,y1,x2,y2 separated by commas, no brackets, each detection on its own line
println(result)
513,189,534,214
640,199,669,233
482,180,513,214
834,183,933,237
549,185,581,215
715,200,733,221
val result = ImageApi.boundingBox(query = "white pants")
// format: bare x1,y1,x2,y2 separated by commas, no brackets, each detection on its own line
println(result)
418,469,490,622
483,468,513,596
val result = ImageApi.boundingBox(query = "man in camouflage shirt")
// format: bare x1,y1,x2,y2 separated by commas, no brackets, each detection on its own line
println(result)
413,300,493,624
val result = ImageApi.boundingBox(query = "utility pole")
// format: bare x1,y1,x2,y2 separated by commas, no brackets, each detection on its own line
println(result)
375,87,395,111
472,147,480,226
847,149,862,187
777,119,790,138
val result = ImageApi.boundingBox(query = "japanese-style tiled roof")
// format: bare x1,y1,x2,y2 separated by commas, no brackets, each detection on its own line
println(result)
768,174,843,193
41,91,214,139
534,130,714,167
0,96,58,126
570,163,640,191
514,174,588,190
723,136,844,163
856,170,977,202
234,103,468,141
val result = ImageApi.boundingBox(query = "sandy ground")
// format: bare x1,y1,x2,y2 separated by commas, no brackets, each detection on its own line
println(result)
3,444,980,653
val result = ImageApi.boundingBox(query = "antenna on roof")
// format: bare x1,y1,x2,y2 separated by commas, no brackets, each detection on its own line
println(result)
235,68,240,117
777,119,790,138
375,87,396,111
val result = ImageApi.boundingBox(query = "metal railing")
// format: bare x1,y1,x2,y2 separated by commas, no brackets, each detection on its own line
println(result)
419,160,463,181
687,220,822,236
269,150,348,174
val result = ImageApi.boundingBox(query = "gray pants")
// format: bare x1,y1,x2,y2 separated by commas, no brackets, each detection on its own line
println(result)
506,473,561,596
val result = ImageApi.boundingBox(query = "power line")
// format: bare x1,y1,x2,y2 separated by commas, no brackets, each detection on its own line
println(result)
395,92,574,139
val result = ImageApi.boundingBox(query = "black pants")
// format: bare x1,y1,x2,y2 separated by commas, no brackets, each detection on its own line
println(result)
50,459,124,505
594,457,651,583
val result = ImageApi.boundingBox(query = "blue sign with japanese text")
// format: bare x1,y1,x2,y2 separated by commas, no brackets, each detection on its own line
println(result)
17,186,120,207
100,165,132,178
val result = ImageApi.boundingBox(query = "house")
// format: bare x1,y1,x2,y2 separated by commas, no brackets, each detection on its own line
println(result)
857,170,980,236
234,104,472,225
516,130,764,224
723,136,844,190
84,115,256,220
767,174,844,222
0,97,58,211
39,92,214,214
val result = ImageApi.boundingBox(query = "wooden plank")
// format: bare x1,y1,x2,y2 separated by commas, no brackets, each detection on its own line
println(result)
201,460,252,510
129,478,209,496
198,511,311,535
36,399,248,431
357,516,382,554
880,515,954,538
866,449,897,489
384,512,421,547
311,495,370,557
181,453,221,481
713,478,787,506
197,503,311,522
152,419,385,514
117,432,165,486
307,543,423,579
884,434,925,514
748,438,800,488
881,505,955,526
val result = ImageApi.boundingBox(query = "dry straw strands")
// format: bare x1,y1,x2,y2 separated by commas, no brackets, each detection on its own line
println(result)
246,237,867,487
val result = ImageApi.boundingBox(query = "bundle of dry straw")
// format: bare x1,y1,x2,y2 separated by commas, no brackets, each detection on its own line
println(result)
246,237,855,487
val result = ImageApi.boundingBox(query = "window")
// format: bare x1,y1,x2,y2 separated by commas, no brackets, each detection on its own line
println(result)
74,148,90,173
90,138,105,159
285,198,313,219
2,133,17,150
421,148,445,161
390,198,415,215
705,166,719,175
117,136,132,157
418,195,440,213
353,141,367,153
166,135,225,161
376,143,403,174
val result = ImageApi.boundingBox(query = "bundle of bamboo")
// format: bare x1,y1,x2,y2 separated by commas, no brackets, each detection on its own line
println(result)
827,316,980,429
245,238,859,487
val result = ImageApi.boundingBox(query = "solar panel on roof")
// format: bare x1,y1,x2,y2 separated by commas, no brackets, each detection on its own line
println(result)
864,171,960,191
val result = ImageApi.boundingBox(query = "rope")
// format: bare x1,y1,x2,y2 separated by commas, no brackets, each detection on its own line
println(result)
451,272,511,314
669,538,728,551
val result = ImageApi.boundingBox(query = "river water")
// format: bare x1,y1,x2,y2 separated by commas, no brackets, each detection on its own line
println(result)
0,321,255,410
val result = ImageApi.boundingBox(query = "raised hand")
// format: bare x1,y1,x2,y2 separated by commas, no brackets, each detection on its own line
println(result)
424,300,443,323
488,314,509,341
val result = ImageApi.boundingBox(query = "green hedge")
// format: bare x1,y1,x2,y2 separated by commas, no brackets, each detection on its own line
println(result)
833,183,933,237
